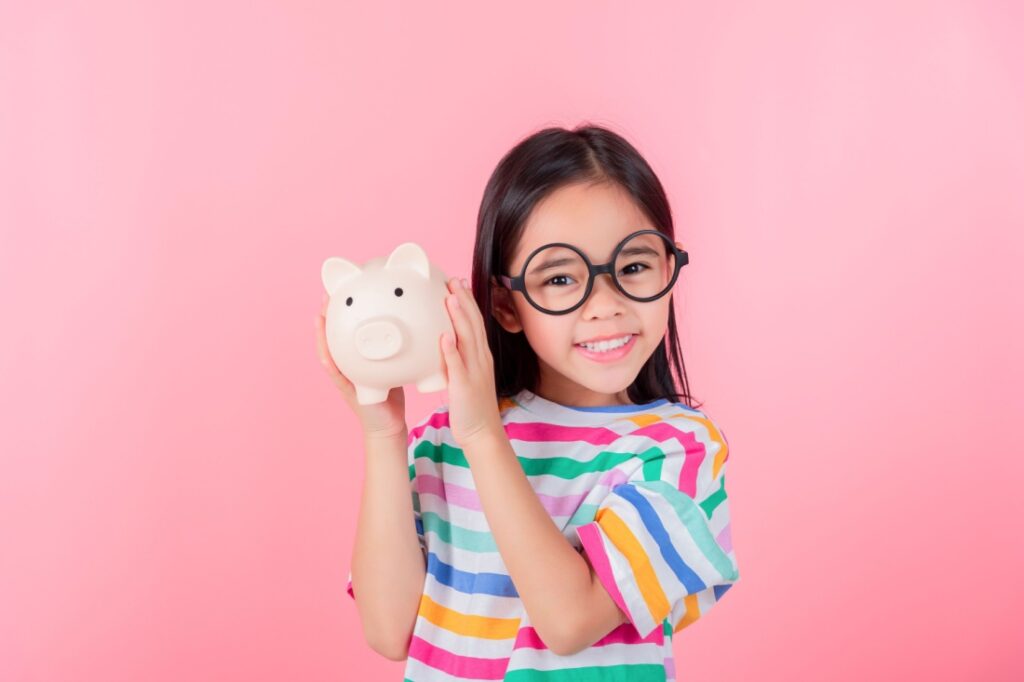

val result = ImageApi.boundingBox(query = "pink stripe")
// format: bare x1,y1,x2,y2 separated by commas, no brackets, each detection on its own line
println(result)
512,626,547,649
346,578,354,599
717,523,733,554
409,411,451,443
576,523,633,624
407,634,510,680
417,474,481,510
417,471,629,517
631,422,707,497
598,467,630,488
665,655,676,680
593,621,664,647
535,490,588,517
410,416,622,449
505,421,620,445
512,622,662,651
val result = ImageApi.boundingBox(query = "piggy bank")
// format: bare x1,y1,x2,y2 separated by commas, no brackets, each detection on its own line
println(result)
321,242,454,405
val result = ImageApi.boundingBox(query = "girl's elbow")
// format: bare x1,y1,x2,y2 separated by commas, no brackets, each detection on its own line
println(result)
366,631,410,661
359,611,414,661
539,621,580,657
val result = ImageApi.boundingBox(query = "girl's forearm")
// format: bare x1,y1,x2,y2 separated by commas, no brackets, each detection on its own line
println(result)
460,429,595,655
350,430,426,660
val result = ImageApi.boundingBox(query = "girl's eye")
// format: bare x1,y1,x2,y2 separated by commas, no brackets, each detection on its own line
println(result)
544,274,575,287
619,262,650,276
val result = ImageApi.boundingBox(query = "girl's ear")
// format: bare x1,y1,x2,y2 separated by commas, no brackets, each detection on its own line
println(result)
490,277,523,334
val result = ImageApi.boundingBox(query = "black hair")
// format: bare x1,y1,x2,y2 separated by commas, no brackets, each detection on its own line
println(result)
470,123,702,410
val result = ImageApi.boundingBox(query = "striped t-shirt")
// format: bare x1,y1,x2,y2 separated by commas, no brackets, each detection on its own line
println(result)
346,388,740,681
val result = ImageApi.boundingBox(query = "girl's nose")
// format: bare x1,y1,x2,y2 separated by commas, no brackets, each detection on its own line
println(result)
580,273,626,319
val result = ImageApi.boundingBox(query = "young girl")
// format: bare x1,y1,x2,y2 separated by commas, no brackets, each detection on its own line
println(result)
315,124,740,681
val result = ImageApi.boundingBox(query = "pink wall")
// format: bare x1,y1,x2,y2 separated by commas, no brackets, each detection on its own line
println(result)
2,1,1022,680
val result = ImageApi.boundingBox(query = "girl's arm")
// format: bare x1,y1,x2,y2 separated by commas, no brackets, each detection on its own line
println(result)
461,428,628,656
349,428,427,661
436,278,626,655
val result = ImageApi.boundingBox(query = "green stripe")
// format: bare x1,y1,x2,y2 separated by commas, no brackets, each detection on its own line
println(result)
700,474,727,517
413,441,636,479
639,444,665,482
504,663,667,681
566,502,599,527
635,480,738,581
421,510,498,552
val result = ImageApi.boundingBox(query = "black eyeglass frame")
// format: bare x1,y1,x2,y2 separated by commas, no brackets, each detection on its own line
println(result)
498,229,689,315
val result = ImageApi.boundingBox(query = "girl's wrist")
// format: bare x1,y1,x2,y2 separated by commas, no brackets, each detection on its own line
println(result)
459,421,506,453
362,424,408,443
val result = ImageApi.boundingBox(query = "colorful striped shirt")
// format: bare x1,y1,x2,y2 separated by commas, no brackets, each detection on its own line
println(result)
346,388,740,681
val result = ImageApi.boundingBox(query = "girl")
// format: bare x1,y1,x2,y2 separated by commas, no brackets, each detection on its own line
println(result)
315,124,740,681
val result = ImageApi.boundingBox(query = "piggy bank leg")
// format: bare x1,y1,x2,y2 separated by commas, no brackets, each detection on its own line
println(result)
355,384,390,405
416,373,447,393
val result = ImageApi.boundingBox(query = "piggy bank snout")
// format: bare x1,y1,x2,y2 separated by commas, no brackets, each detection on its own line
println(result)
354,319,404,360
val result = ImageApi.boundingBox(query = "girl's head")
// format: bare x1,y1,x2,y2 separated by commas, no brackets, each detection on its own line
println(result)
470,123,701,410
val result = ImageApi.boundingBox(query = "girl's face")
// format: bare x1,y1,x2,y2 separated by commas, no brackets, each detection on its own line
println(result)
491,181,676,407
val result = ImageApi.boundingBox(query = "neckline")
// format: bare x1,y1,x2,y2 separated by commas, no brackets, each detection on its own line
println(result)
515,389,670,414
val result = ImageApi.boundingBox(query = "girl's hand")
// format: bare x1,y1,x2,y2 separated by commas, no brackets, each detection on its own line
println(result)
440,277,504,448
315,293,408,440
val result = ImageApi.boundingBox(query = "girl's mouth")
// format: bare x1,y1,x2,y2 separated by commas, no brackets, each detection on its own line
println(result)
574,334,637,363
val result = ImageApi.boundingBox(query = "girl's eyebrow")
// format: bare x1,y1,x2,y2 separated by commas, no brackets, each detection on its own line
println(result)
528,256,579,274
619,245,659,258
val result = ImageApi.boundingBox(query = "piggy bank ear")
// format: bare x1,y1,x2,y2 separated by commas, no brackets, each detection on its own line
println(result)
384,242,430,279
322,257,362,296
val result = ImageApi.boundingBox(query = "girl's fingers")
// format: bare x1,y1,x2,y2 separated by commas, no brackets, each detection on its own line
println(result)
452,278,488,367
440,331,464,382
315,311,354,394
462,281,489,358
445,282,475,358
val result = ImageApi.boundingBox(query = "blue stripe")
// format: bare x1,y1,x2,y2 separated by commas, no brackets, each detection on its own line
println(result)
425,552,519,597
565,399,669,412
615,484,707,593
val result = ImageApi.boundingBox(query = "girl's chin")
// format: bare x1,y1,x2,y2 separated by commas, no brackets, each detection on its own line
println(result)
567,365,638,396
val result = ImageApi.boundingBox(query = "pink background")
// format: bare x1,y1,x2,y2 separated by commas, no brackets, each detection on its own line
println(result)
2,1,1022,680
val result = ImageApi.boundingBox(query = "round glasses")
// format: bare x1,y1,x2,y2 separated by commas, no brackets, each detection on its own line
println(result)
499,230,689,315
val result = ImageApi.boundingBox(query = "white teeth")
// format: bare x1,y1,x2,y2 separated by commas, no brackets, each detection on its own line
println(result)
578,334,632,352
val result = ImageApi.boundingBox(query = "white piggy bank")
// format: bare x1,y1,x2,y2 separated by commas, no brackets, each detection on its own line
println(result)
321,242,454,405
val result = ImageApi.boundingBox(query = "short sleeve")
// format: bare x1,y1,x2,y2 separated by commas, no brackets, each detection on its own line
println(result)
575,413,740,638
346,423,429,600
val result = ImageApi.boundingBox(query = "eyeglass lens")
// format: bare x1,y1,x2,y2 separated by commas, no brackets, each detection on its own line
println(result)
522,232,676,313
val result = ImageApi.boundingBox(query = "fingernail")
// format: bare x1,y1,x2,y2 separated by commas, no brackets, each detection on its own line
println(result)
461,278,469,289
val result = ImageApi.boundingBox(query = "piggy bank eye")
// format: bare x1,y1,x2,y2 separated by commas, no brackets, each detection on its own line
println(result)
394,288,404,297
345,297,353,306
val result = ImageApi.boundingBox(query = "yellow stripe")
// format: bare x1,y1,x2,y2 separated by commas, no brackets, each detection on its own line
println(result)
672,593,701,632
417,593,520,639
624,413,662,428
666,413,729,479
596,507,670,624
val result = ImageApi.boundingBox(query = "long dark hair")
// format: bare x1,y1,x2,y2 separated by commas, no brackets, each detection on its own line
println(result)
470,123,702,410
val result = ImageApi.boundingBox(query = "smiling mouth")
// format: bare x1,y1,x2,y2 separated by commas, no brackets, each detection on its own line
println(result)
574,334,636,353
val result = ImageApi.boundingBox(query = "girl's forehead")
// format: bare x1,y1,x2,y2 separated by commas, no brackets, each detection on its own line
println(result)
510,182,654,269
